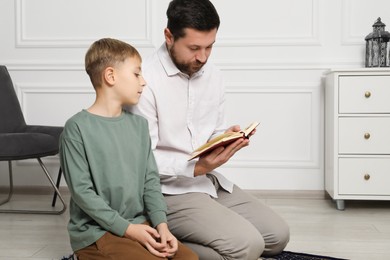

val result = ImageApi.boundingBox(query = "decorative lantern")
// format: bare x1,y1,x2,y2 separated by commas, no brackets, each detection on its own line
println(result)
365,17,390,67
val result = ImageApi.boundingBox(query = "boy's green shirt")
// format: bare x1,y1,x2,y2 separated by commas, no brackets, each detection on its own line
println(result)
60,110,167,251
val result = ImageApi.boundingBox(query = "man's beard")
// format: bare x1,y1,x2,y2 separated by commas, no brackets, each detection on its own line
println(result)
169,46,205,76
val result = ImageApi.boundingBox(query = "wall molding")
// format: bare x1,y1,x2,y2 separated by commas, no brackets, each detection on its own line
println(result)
3,60,363,72
13,82,321,170
15,0,154,48
215,60,362,71
15,83,93,117
5,61,84,71
216,0,320,47
341,0,363,46
223,82,321,169
339,0,387,46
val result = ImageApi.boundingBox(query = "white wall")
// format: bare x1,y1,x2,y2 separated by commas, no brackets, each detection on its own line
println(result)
1,0,390,190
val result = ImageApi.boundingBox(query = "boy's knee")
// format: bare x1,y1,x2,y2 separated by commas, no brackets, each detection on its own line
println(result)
177,242,199,260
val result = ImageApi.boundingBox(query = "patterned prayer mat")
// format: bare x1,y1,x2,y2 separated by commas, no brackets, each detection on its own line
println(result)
63,251,348,260
61,254,77,260
261,251,348,260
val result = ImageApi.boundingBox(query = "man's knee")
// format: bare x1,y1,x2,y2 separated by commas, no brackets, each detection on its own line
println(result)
244,230,265,260
263,221,290,256
220,228,264,260
182,242,222,260
185,230,265,260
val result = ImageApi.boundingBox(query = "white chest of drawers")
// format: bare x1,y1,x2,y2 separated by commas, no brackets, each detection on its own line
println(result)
325,68,390,210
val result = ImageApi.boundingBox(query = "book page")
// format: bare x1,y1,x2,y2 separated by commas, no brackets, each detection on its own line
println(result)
241,121,260,136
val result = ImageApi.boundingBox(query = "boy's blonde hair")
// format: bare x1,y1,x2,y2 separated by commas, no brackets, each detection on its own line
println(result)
85,38,141,88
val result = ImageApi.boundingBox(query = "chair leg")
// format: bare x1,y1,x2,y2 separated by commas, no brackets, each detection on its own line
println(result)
51,167,62,207
0,158,67,215
0,161,14,206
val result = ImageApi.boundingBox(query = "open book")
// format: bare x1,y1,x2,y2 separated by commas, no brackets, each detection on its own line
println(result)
188,121,260,161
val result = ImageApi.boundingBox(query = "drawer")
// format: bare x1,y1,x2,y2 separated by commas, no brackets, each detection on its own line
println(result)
339,158,390,195
339,117,390,154
339,75,390,113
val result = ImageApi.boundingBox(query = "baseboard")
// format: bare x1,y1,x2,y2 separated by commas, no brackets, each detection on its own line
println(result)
246,189,328,199
0,185,70,195
0,186,327,199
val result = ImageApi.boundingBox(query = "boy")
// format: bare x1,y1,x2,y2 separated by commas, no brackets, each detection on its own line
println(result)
59,38,198,260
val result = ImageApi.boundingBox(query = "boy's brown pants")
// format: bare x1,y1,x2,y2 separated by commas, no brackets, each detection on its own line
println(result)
76,231,198,260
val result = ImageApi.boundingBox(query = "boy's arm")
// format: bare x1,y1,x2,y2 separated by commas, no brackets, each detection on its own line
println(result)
142,136,168,226
60,134,129,237
141,140,177,257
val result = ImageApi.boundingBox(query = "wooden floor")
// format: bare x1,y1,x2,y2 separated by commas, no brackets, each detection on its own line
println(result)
0,191,389,260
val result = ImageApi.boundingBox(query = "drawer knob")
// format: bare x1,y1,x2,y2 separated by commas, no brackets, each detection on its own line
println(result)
364,91,371,98
364,133,371,139
364,174,370,181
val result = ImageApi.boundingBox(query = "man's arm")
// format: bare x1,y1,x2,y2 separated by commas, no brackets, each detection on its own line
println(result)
194,125,251,176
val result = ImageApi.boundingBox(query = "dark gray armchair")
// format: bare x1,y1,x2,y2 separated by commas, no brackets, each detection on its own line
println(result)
0,65,66,214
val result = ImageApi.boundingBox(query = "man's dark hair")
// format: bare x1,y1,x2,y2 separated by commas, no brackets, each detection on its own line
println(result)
167,0,220,39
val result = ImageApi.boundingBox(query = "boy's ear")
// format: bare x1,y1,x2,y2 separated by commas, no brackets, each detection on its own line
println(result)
103,67,115,86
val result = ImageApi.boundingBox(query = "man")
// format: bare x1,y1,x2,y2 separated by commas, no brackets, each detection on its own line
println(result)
131,0,290,259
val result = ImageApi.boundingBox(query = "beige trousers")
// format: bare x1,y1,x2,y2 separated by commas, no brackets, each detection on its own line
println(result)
164,178,290,260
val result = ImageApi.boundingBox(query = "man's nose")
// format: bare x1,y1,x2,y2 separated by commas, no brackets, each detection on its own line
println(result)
196,49,207,63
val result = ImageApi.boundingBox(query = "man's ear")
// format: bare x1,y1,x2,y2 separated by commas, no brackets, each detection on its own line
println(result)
103,67,115,86
164,28,174,45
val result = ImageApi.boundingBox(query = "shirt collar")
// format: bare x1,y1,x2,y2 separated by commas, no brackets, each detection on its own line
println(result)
157,43,205,78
